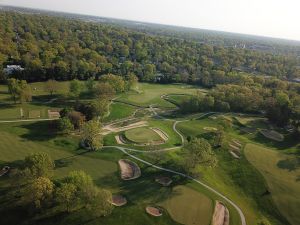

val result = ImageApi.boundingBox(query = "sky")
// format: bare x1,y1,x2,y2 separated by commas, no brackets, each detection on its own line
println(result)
1,0,300,41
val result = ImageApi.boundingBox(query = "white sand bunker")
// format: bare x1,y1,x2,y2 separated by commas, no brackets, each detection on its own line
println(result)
118,159,141,180
260,129,284,142
146,206,163,217
212,201,229,225
111,195,127,206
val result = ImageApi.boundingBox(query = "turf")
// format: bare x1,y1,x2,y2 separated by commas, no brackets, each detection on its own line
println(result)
104,102,136,122
245,143,300,225
160,185,213,225
118,83,201,108
124,127,163,144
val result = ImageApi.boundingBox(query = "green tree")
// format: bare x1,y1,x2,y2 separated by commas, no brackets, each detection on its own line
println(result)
23,153,55,179
21,177,54,209
69,79,83,97
183,138,217,174
91,98,110,120
44,79,59,96
81,120,103,150
93,82,116,99
55,183,77,212
57,117,74,134
7,78,32,103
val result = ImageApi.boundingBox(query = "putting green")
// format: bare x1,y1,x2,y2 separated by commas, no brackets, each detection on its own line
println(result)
245,143,300,225
124,127,163,144
160,186,213,225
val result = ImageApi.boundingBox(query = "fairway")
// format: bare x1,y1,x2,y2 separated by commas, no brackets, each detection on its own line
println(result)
119,83,200,107
124,127,163,144
245,143,300,225
160,186,213,225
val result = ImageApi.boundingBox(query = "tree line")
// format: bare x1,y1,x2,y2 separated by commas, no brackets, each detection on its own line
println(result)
0,12,299,84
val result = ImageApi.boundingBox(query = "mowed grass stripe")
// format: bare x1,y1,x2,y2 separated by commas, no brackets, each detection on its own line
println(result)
245,143,300,225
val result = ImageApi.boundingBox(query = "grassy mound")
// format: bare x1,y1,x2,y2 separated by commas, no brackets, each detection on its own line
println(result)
124,127,164,144
245,143,300,225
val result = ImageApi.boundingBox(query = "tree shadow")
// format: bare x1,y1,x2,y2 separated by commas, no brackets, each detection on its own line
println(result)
277,158,300,171
20,121,58,141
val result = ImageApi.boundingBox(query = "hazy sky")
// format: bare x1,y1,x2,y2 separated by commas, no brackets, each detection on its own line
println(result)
1,0,300,41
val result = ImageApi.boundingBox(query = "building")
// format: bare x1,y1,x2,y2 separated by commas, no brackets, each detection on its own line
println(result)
3,65,24,75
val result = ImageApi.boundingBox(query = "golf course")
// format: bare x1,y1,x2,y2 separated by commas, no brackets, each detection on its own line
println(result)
0,80,299,225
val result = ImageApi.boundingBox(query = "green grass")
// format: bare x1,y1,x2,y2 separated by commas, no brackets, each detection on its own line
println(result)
0,120,208,225
245,143,300,225
124,127,163,144
104,102,136,122
160,185,213,225
176,117,290,225
118,83,201,108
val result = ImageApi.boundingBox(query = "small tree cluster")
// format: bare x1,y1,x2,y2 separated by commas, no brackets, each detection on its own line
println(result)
7,78,32,103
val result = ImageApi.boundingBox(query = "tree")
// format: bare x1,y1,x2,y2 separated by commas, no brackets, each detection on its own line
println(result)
91,98,110,120
55,183,77,212
7,78,32,103
85,76,95,93
57,117,74,134
21,177,54,209
23,153,55,179
7,78,19,103
69,79,83,97
126,73,138,90
93,82,116,99
81,120,103,150
99,74,125,93
44,79,59,96
68,111,85,129
59,171,113,215
183,138,217,174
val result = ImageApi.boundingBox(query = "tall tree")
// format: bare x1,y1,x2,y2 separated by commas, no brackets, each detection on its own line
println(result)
44,79,59,96
81,120,103,151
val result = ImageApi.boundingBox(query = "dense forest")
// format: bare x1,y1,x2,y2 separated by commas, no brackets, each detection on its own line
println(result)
0,10,300,84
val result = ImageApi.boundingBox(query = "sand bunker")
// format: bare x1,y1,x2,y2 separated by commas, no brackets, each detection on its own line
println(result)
260,129,284,142
115,135,125,145
0,166,10,177
155,176,173,186
212,201,229,225
151,128,169,141
118,159,141,180
111,195,127,206
203,127,218,131
146,206,163,217
230,151,240,159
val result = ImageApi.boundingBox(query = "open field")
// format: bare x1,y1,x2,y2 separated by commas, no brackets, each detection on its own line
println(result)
160,185,213,225
118,83,200,108
245,143,300,225
124,127,164,144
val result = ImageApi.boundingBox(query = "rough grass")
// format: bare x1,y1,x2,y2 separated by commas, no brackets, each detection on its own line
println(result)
160,185,213,225
118,83,200,108
245,143,300,225
104,102,136,122
124,127,163,144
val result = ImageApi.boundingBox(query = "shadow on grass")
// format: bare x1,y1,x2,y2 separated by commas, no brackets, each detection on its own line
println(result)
20,121,58,141
277,157,300,171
